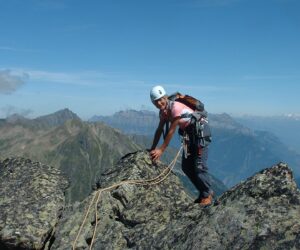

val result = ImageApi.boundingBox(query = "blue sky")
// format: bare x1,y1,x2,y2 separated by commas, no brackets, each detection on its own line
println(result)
0,0,299,119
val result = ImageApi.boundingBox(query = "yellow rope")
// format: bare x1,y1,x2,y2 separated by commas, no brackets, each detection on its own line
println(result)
90,190,102,250
72,147,182,250
72,192,97,249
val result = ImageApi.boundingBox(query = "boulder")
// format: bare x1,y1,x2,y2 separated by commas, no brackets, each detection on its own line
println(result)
52,151,193,249
153,162,300,249
0,157,69,249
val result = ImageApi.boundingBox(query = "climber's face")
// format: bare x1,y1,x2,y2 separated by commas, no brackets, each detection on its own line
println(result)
154,96,168,111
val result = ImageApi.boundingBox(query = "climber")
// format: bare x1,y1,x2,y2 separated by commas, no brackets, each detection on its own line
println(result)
149,85,213,206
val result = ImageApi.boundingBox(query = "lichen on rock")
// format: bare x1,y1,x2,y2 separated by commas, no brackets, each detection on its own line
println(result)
0,157,69,249
52,150,193,249
53,153,300,250
1,152,300,250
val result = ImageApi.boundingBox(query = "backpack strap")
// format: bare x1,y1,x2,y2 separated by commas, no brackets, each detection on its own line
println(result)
180,110,208,120
162,121,169,140
168,92,183,101
175,95,205,112
162,100,174,140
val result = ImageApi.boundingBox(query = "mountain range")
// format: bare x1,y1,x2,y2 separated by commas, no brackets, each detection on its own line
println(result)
0,109,140,203
0,109,226,203
1,108,299,202
235,114,300,153
90,110,157,135
90,110,300,188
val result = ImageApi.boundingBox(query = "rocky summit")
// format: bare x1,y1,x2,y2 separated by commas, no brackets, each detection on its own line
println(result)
52,151,193,249
0,157,69,250
1,152,300,249
53,152,300,250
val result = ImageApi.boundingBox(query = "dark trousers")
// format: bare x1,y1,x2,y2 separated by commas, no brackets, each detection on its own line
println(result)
181,145,212,198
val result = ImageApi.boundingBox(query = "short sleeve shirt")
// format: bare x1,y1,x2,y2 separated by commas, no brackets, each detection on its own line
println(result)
160,101,194,130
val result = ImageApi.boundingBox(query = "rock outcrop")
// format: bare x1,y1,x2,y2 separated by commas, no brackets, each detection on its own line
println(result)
53,152,300,249
153,162,300,249
1,152,300,249
0,158,68,249
52,151,192,249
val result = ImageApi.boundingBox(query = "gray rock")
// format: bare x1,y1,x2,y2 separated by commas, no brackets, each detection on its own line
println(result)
153,162,300,250
0,157,69,249
52,151,193,249
2,152,300,250
53,153,300,250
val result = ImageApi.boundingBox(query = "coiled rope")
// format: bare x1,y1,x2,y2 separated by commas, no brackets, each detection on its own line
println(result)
72,147,183,250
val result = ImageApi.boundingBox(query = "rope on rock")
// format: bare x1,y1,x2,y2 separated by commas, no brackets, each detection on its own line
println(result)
72,147,183,250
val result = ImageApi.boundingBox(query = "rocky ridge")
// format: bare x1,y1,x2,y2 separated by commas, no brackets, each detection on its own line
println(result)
52,151,192,249
1,153,300,249
5,108,81,129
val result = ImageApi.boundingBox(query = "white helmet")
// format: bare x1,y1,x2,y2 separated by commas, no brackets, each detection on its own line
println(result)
150,85,166,103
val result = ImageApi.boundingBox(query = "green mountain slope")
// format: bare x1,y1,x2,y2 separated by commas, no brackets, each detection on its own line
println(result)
0,111,140,203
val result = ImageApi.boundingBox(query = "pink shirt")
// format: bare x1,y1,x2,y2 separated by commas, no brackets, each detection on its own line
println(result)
160,101,194,130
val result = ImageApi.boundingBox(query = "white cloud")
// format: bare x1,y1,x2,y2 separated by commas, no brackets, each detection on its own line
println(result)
0,70,28,94
7,68,151,88
0,46,17,51
8,68,108,86
3,68,235,95
0,46,39,53
0,105,33,118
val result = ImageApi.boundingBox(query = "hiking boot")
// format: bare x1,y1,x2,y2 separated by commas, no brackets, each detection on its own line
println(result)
199,194,212,207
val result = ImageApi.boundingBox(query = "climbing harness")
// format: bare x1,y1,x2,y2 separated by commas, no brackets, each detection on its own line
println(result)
72,146,183,250
182,132,190,159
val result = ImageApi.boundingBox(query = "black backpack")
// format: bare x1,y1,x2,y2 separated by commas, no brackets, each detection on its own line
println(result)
163,92,211,147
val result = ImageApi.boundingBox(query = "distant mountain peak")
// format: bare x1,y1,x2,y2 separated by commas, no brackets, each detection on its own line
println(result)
89,109,158,135
37,108,79,119
209,113,251,134
113,109,156,117
6,113,29,123
33,108,81,128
